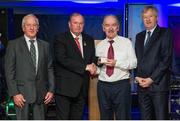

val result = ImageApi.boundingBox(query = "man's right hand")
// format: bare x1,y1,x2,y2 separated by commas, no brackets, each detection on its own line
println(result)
86,63,97,75
13,94,26,108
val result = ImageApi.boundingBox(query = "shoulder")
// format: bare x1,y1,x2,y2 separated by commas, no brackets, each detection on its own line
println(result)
159,27,171,33
82,33,94,41
136,30,145,37
54,31,71,43
7,36,24,46
117,36,132,45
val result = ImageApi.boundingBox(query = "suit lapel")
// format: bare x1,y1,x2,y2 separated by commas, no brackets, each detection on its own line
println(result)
144,25,161,54
37,39,43,72
20,37,35,69
82,34,88,61
138,31,146,55
68,32,83,59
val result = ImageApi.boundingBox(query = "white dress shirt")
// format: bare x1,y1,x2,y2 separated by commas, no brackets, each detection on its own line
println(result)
96,35,137,82
24,35,39,71
70,32,84,58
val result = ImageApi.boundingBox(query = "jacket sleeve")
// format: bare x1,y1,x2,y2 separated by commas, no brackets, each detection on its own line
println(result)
46,43,55,93
5,41,19,97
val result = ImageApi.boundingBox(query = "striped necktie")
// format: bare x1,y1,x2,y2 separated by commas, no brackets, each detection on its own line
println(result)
29,40,36,69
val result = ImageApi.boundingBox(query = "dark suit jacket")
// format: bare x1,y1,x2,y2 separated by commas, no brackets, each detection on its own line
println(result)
54,31,96,99
5,36,54,104
135,25,173,92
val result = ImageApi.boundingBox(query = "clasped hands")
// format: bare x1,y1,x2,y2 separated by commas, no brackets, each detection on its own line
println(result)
135,77,153,88
86,63,97,75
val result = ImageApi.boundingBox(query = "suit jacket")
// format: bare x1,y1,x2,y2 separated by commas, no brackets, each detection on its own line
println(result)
135,25,173,92
54,31,96,98
5,36,54,104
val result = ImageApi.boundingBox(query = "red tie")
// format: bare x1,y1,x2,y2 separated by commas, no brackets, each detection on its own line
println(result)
74,37,82,54
106,40,114,77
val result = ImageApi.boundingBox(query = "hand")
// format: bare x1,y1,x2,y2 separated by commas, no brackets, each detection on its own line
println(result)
86,63,97,75
136,77,153,88
44,92,54,104
139,78,153,88
135,77,144,84
105,59,116,67
13,94,26,108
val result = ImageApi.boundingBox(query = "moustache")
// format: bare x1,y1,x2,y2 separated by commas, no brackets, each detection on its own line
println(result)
108,30,115,33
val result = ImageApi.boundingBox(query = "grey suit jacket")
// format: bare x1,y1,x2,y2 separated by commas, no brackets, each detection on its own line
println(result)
5,36,54,103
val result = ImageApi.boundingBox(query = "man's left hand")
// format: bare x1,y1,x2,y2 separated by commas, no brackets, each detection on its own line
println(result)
105,59,116,67
44,92,54,104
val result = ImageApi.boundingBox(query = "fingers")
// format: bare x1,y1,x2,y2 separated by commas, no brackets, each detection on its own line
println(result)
86,63,97,75
44,92,54,104
13,94,26,108
105,59,116,67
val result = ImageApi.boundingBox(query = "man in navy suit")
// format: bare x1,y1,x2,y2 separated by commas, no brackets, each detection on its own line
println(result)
54,13,96,119
135,6,173,119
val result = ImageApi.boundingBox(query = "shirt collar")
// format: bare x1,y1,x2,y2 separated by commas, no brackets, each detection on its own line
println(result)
70,31,82,40
24,34,37,43
105,35,118,43
146,24,157,35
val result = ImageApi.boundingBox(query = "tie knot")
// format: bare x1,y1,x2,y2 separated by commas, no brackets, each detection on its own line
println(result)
29,40,35,44
147,31,151,35
109,40,114,45
75,37,79,41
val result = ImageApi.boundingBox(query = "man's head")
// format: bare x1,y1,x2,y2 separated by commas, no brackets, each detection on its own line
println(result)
102,15,119,40
22,14,39,39
142,6,158,30
68,13,84,36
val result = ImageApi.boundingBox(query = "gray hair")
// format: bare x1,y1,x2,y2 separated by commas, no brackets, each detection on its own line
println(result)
142,5,158,17
69,12,84,22
102,14,120,26
22,14,39,28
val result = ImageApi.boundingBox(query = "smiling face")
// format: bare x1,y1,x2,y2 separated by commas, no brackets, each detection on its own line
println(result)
142,8,158,30
102,15,119,40
68,14,84,36
22,15,39,39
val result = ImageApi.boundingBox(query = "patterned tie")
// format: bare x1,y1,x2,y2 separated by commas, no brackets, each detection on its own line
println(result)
74,37,82,54
106,40,114,77
144,31,151,46
29,40,36,69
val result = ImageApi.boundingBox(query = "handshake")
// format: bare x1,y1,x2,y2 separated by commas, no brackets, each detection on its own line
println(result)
85,63,97,75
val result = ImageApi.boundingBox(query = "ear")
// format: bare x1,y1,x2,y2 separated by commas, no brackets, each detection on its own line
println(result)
102,24,105,32
68,21,71,28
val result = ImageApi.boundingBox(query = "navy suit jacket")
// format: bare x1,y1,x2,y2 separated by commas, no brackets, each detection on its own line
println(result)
135,25,173,92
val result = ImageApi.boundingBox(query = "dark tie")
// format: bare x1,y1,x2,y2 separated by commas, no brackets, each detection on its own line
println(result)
74,37,82,54
106,40,114,77
144,31,151,46
29,40,36,68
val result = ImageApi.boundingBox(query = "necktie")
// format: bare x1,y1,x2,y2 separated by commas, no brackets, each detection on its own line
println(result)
29,40,36,69
74,37,82,54
144,31,151,46
106,40,114,77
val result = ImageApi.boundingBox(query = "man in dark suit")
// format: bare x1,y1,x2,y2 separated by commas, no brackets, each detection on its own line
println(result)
54,13,96,119
135,6,173,119
5,14,54,119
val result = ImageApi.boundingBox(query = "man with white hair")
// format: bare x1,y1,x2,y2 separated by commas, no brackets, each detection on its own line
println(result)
5,14,54,119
